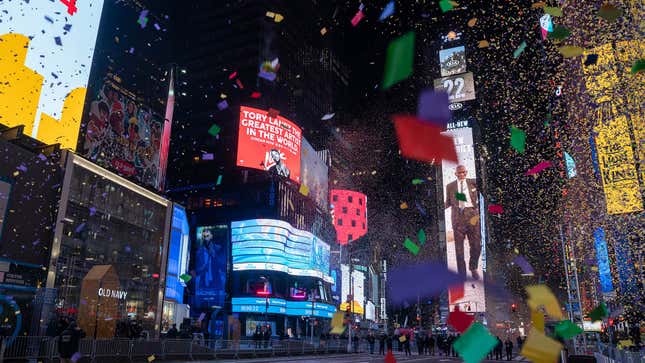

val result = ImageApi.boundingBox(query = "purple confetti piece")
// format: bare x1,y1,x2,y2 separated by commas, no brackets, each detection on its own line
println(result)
417,89,451,125
16,164,27,172
37,154,47,161
258,70,277,81
89,207,96,216
388,261,466,305
125,245,131,252
513,255,535,275
217,100,229,111
74,223,86,234
32,240,40,246
71,352,82,362
415,200,427,216
154,23,160,30
129,47,135,54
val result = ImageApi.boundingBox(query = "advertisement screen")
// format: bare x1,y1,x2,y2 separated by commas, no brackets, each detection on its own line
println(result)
81,79,165,188
593,227,613,293
193,225,228,310
165,205,190,303
341,264,365,307
0,0,105,150
433,72,476,103
231,219,332,282
439,46,466,77
441,126,486,312
237,106,302,182
300,137,329,210
232,297,336,319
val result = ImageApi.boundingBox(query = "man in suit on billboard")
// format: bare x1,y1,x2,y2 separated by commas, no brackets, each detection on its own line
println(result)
445,165,482,280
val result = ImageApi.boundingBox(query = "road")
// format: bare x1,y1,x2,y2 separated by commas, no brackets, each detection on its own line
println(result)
175,351,529,363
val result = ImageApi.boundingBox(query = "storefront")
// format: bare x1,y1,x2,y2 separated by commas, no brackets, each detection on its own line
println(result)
46,153,172,338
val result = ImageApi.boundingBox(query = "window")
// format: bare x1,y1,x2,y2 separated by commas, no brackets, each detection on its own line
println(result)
356,208,360,216
358,198,363,205
363,223,366,230
332,195,338,202
348,196,353,203
342,206,347,214
337,218,343,226
348,234,353,241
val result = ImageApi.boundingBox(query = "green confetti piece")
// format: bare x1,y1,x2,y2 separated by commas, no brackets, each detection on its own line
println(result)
412,178,425,185
179,274,192,283
588,302,608,322
439,0,454,13
403,238,420,256
453,323,498,363
559,45,584,58
597,4,622,22
417,229,426,245
208,124,221,136
513,41,527,58
554,320,584,340
510,126,526,153
381,32,415,90
548,25,571,40
455,192,467,201
216,175,222,185
544,6,563,16
631,59,645,74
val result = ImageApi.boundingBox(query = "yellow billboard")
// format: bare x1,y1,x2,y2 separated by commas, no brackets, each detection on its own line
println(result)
583,40,644,214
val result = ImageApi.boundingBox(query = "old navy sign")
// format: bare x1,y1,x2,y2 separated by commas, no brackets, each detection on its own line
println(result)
98,288,128,300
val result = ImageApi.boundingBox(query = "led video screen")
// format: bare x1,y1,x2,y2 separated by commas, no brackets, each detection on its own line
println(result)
441,126,486,312
0,0,105,149
231,219,332,283
237,106,302,182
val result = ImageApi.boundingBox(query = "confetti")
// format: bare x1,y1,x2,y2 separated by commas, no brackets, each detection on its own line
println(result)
597,4,622,22
321,113,335,120
299,184,310,196
543,6,563,17
554,320,583,340
510,126,526,153
411,178,424,185
520,328,563,363
350,10,364,27
525,161,552,175
379,1,395,21
477,40,490,48
400,202,408,209
513,41,527,58
392,115,457,163
631,59,645,74
208,124,221,136
548,25,571,40
452,323,497,363
488,204,503,214
467,18,477,27
382,32,415,90
320,27,327,36
216,175,222,185
417,90,450,125
417,229,426,245
587,302,608,321
250,91,261,98
526,285,563,320
558,45,584,58
147,355,155,362
447,308,474,333
179,274,192,283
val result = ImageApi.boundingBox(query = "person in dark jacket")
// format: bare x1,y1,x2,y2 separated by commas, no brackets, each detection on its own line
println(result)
505,338,514,361
166,324,178,339
367,332,376,354
58,321,85,363
403,333,411,356
386,334,393,352
495,336,503,360
417,333,425,355
378,332,386,355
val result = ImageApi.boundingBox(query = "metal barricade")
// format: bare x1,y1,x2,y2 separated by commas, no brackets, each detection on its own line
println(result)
91,339,131,362
0,336,55,362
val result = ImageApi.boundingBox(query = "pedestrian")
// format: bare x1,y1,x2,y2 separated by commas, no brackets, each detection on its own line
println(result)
379,332,386,355
404,333,412,356
167,324,178,339
495,336,503,360
253,326,261,349
427,334,434,355
505,337,514,361
417,333,425,355
352,334,359,353
264,325,271,348
58,321,85,363
368,332,376,354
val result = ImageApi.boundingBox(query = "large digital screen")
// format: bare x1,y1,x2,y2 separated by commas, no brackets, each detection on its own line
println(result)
231,219,332,283
193,225,228,310
593,227,613,293
439,46,466,77
0,0,105,150
300,137,329,210
237,106,302,182
433,72,476,103
441,126,486,312
231,297,336,319
341,264,365,307
81,78,166,189
165,205,190,303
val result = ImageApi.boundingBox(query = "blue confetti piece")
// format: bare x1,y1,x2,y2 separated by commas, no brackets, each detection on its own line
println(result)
63,24,72,31
379,1,395,21
74,223,86,233
44,15,54,23
54,37,62,46
154,23,160,31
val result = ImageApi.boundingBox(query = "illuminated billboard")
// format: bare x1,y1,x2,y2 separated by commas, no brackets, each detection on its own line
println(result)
193,225,228,310
441,125,486,312
231,297,336,319
80,77,166,189
330,190,367,245
231,219,332,283
300,137,329,210
439,46,466,77
0,0,105,150
237,106,302,182
593,227,613,294
165,205,190,303
433,72,476,103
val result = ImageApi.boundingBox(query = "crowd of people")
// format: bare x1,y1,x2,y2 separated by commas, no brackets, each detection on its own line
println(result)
45,317,86,363
252,325,273,349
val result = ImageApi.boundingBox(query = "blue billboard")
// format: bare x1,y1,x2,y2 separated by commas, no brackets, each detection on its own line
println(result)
231,219,332,283
231,297,336,318
165,205,190,302
593,227,613,293
193,225,228,310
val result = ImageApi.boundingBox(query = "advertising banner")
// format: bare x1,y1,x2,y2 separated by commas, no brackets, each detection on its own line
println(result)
81,79,166,189
433,72,476,103
231,297,336,319
193,225,228,311
441,126,486,312
237,106,302,182
439,46,466,77
231,219,332,282
165,205,190,303
0,0,105,150
593,227,613,293
300,137,329,210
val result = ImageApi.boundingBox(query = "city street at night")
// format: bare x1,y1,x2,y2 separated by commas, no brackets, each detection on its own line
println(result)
0,0,643,362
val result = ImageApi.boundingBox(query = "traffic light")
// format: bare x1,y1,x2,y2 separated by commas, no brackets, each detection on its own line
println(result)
511,303,517,313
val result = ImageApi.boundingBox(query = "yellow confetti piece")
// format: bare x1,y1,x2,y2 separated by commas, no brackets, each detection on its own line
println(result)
400,202,408,209
299,184,310,196
265,11,276,18
330,312,345,334
478,40,490,48
467,18,477,27
520,328,563,363
531,309,545,332
274,14,284,23
147,355,156,362
220,93,227,99
526,285,564,320
531,2,546,8
13,171,19,177
320,27,327,35
469,215,480,225
558,45,584,58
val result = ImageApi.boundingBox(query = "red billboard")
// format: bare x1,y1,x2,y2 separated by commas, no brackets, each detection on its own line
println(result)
237,106,302,182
